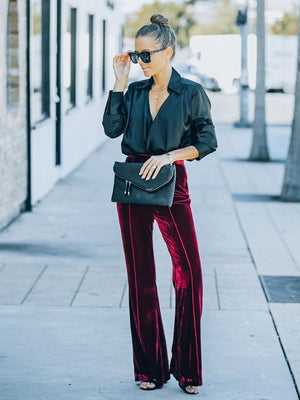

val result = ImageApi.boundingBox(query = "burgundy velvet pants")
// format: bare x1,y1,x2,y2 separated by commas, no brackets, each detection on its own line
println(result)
117,154,203,388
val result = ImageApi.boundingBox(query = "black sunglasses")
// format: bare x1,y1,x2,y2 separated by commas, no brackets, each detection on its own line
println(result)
128,46,167,64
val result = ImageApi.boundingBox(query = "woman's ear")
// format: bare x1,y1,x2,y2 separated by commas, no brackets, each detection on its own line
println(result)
165,46,173,60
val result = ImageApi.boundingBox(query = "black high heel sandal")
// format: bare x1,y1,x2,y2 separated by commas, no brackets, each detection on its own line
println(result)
179,382,199,394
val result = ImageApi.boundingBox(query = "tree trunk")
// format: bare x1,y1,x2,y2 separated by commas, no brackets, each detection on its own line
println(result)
249,0,270,161
280,7,300,201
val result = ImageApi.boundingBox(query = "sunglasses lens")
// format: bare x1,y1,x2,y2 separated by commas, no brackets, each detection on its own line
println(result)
140,52,151,63
129,52,139,63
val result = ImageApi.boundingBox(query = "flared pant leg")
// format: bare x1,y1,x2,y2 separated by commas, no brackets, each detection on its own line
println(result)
117,202,170,388
116,156,203,388
154,202,203,387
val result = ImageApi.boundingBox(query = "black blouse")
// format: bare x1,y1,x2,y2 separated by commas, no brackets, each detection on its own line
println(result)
102,67,217,161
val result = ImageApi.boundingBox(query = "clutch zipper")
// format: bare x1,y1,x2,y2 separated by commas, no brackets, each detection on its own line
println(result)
124,180,132,196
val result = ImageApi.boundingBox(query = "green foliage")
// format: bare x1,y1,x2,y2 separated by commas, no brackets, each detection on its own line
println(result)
190,0,238,36
124,0,240,48
184,0,210,4
124,1,198,48
270,10,298,35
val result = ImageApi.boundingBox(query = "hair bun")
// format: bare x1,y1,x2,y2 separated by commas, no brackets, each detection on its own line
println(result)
150,14,171,28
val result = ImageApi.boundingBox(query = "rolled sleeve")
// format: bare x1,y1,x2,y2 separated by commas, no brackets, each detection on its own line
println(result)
188,85,218,161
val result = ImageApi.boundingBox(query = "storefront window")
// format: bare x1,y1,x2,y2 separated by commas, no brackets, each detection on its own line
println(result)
102,19,106,93
63,7,77,109
7,0,20,108
31,0,50,123
87,15,94,99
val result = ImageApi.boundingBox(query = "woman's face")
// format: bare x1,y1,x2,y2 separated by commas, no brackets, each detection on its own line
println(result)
134,35,172,77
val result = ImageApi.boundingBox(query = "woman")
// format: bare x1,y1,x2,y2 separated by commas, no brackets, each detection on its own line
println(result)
102,14,217,395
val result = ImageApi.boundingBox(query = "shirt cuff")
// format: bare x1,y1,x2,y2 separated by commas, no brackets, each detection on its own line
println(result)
106,90,124,114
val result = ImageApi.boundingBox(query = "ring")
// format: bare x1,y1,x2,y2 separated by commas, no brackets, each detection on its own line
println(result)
151,165,156,169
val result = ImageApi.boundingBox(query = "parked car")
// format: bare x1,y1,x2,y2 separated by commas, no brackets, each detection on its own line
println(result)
187,65,221,92
180,72,202,84
174,62,221,92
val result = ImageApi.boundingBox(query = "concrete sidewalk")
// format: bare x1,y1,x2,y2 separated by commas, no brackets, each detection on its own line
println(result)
0,123,299,400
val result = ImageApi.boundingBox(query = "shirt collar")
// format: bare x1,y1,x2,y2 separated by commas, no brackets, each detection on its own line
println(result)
134,66,183,94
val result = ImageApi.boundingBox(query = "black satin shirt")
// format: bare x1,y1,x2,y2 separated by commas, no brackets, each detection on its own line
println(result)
102,67,217,161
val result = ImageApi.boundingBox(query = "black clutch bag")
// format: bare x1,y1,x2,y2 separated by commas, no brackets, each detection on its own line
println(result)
112,162,176,207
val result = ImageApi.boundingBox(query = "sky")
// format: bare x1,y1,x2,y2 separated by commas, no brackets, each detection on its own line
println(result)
120,0,297,14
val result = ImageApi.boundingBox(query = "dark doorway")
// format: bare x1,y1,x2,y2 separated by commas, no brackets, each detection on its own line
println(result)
25,0,32,211
87,14,94,99
102,19,106,93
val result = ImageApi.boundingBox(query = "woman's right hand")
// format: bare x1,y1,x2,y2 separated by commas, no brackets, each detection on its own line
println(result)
113,50,131,83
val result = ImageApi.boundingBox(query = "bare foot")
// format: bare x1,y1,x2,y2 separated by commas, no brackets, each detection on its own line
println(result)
139,381,157,390
185,385,199,394
179,382,199,394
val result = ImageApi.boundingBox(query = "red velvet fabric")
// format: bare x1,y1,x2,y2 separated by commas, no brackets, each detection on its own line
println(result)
117,154,203,388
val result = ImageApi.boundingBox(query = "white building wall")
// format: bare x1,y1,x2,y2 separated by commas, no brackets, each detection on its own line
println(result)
30,0,123,204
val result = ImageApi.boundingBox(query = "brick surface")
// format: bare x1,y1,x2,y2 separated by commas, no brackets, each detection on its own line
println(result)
0,0,27,230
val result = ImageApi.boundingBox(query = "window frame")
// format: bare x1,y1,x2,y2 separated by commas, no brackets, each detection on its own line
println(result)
87,14,94,100
30,0,51,126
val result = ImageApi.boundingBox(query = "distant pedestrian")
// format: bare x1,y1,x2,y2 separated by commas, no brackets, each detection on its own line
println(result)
102,13,217,395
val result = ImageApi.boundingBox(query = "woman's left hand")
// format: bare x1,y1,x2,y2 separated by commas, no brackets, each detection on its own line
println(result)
139,154,171,180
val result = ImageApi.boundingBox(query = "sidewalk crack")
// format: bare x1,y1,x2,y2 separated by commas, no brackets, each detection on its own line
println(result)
119,280,127,308
0,264,7,273
20,264,48,304
69,265,89,306
214,268,221,310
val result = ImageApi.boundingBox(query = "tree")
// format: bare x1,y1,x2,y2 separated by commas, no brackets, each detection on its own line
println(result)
124,1,197,48
189,0,238,36
249,0,270,161
280,7,300,201
270,9,298,36
184,0,210,4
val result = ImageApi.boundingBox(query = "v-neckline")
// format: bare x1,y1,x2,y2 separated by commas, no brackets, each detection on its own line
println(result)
147,90,170,123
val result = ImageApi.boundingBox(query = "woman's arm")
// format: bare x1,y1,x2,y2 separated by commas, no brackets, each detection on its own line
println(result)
102,88,130,138
167,146,199,163
139,146,199,181
187,85,217,160
101,51,131,138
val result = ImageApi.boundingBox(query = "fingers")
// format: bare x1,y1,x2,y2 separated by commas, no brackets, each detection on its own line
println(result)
151,164,162,180
140,161,158,180
139,156,169,180
113,55,127,67
139,157,156,180
113,51,132,67
139,157,152,176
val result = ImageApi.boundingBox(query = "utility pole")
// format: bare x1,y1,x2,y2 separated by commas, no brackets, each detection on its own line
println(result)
234,1,251,128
